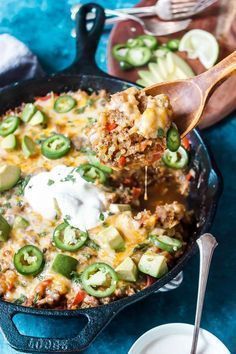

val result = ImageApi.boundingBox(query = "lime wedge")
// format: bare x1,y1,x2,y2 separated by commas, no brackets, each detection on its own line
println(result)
179,29,219,69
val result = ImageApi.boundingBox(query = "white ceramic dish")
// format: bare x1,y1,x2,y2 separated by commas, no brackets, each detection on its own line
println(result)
128,323,230,354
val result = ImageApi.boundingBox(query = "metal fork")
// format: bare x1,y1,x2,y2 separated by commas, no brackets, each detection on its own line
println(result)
71,7,191,37
71,0,217,22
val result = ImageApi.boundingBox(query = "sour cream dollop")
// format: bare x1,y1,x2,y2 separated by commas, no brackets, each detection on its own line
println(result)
24,165,107,231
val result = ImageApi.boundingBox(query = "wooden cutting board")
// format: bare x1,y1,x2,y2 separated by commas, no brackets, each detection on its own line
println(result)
108,0,236,128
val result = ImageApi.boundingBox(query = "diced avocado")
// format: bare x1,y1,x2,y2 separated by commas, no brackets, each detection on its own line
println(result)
85,270,107,287
22,103,37,123
109,204,131,214
29,111,46,126
138,251,168,278
0,214,11,241
14,216,29,229
22,135,36,157
1,134,17,150
98,226,125,251
115,257,138,282
0,164,21,192
52,254,78,279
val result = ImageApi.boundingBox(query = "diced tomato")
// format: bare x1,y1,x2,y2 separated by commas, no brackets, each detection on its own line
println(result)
186,172,193,181
105,122,117,132
71,290,86,307
132,187,141,199
35,93,58,101
145,275,156,288
118,156,126,168
181,136,190,150
35,94,52,101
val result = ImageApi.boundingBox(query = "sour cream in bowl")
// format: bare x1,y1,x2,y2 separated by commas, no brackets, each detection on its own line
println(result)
129,323,230,354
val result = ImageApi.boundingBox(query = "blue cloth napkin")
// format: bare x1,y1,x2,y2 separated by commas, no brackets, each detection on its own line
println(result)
0,34,44,89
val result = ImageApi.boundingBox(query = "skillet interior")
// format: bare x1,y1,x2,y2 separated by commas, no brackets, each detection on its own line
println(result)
0,3,222,353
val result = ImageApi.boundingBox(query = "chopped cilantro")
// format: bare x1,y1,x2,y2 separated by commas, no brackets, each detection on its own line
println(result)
99,212,105,221
15,176,30,196
87,98,96,107
75,106,86,114
85,238,100,251
79,147,96,155
14,294,27,305
33,293,39,305
3,202,11,209
157,128,164,138
74,98,96,114
87,117,97,124
38,231,47,237
61,174,76,183
71,271,82,284
64,215,71,222
47,179,55,186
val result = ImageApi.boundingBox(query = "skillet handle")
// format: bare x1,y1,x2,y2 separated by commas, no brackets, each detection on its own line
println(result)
65,3,110,78
0,300,119,352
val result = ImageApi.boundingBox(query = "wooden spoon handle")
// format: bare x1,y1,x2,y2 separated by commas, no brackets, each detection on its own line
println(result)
193,51,236,100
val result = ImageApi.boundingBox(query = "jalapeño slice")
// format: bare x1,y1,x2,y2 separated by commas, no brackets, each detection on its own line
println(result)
166,127,181,152
41,134,71,159
14,245,44,276
126,47,152,67
149,234,183,253
54,95,76,113
77,163,107,184
81,262,118,298
112,44,129,62
0,116,20,137
162,146,189,169
53,223,88,252
138,35,158,50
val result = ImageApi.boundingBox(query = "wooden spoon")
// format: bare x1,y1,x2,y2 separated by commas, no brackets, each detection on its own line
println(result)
143,51,236,137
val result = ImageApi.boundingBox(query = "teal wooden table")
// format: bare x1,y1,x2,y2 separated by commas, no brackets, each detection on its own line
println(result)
0,1,235,353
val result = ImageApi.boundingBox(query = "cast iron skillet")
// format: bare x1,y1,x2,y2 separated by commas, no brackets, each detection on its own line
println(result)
0,3,222,353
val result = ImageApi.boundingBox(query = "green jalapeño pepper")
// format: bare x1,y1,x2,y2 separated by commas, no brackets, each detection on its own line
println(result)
0,116,20,137
112,44,129,62
127,47,152,67
166,39,180,51
77,163,108,184
14,245,44,276
138,35,158,50
149,234,183,253
162,146,189,169
52,254,78,279
119,61,133,71
54,95,77,113
81,262,118,297
166,127,181,152
53,222,88,252
127,37,144,48
41,134,71,159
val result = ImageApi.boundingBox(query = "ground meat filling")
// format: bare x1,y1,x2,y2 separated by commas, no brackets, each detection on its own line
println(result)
88,87,172,169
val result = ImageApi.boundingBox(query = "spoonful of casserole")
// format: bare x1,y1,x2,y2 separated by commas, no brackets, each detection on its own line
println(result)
89,51,236,169
88,87,178,169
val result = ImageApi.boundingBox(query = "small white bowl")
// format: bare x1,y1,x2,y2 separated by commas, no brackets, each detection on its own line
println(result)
128,323,230,354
